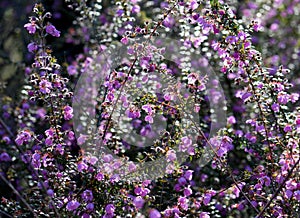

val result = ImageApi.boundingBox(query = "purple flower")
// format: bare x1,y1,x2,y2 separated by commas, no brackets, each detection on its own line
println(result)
162,15,175,28
184,170,193,181
183,187,192,197
45,137,53,146
253,21,261,32
227,116,236,124
82,190,93,202
66,200,80,211
142,104,153,114
166,149,176,162
46,24,60,37
95,172,104,181
178,177,187,186
77,161,88,172
15,130,31,145
271,103,280,112
179,136,192,152
128,162,136,172
203,193,212,206
199,212,210,218
126,107,141,119
116,9,124,17
77,135,87,145
24,22,37,34
39,79,52,94
82,213,91,218
47,189,54,197
178,197,188,210
27,42,38,53
140,124,152,136
284,125,292,132
174,184,181,192
241,92,252,102
105,204,115,214
103,154,113,163
121,37,128,45
133,196,145,209
285,190,293,199
67,65,77,75
149,209,161,218
141,188,150,197
86,203,94,211
131,5,140,14
145,115,154,123
106,92,114,102
278,94,289,104
294,190,300,201
0,152,11,162
63,106,73,120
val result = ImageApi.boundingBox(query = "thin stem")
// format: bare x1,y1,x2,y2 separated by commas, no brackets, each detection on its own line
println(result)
0,209,13,218
0,117,61,218
256,158,300,218
0,172,38,218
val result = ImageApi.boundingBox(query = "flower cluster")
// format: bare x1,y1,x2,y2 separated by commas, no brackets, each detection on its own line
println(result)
0,1,299,218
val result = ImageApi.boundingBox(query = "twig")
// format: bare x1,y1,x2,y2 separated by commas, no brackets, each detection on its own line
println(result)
0,172,37,218
0,117,61,218
256,158,300,217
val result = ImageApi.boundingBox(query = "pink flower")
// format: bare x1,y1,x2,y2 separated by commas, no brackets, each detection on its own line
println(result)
227,116,236,124
290,93,299,103
121,37,128,45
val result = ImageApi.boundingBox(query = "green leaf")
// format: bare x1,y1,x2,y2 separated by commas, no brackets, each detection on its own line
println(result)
210,0,219,8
